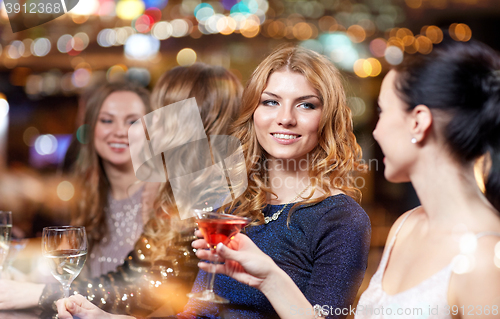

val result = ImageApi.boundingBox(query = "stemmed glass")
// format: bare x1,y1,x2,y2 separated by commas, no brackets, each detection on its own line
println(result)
42,226,87,298
187,210,251,303
0,211,12,278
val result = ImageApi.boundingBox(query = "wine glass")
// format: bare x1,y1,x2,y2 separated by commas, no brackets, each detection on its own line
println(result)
0,211,12,278
187,210,251,303
42,226,87,298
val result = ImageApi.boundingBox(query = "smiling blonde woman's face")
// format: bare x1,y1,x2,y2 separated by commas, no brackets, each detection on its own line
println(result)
253,69,323,162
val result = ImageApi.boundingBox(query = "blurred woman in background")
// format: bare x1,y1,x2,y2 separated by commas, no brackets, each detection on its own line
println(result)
43,63,241,317
0,81,154,310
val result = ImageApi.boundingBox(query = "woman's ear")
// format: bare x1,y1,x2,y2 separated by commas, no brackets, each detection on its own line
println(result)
410,104,432,143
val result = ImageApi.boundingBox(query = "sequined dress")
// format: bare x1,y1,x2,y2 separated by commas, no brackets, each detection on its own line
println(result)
178,194,371,319
39,189,200,317
88,187,145,277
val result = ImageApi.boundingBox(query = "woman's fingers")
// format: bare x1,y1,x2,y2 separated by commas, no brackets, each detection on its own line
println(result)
55,298,75,319
194,229,203,239
192,238,208,249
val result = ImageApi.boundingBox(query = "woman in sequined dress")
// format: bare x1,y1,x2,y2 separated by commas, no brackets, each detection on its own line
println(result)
0,81,153,310
56,46,371,319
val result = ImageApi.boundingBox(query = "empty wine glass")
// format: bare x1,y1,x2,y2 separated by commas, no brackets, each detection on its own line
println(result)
0,211,12,278
42,226,87,298
187,210,251,303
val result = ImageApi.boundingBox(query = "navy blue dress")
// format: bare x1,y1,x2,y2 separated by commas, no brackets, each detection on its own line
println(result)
178,194,371,319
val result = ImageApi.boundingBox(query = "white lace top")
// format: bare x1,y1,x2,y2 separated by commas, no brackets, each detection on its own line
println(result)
356,209,500,319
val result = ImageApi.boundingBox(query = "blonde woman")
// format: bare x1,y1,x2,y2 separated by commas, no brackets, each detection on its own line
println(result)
56,47,370,319
198,35,500,319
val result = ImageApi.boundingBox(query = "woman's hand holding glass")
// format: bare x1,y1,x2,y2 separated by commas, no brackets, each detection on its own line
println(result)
194,231,314,319
194,231,281,291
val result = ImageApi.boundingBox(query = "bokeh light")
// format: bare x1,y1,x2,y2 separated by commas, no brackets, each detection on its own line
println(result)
57,181,75,201
423,25,443,44
176,48,197,66
370,38,387,58
23,127,39,147
384,46,404,65
0,98,9,119
76,124,90,144
31,38,51,57
152,21,173,40
347,25,366,43
116,0,145,20
34,134,58,156
450,23,472,42
124,34,160,60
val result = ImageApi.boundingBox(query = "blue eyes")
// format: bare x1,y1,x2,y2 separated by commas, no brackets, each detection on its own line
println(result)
261,100,317,110
99,119,138,125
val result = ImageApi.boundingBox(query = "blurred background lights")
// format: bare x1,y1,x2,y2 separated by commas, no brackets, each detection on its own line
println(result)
134,14,155,33
320,32,359,71
31,38,51,57
107,64,128,82
127,68,151,86
195,3,215,22
71,68,91,88
0,97,9,119
57,181,75,201
384,46,404,65
144,0,168,10
450,23,472,42
34,134,58,156
124,34,160,60
347,25,366,43
176,48,197,66
71,0,99,16
76,124,89,144
422,25,444,44
23,127,39,147
370,38,387,58
347,97,366,117
57,35,73,54
152,21,173,40
97,29,117,47
7,41,25,59
171,19,190,37
98,0,116,16
116,0,145,20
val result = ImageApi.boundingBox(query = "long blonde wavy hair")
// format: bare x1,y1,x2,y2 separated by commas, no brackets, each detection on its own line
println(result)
72,81,151,252
144,63,243,260
227,45,364,224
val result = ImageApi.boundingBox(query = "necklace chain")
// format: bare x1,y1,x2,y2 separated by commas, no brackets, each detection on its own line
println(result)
264,184,311,224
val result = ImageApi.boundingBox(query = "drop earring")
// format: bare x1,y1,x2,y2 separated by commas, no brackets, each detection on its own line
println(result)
411,138,417,144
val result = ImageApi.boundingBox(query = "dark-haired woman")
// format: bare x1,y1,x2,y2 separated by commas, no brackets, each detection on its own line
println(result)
190,34,500,319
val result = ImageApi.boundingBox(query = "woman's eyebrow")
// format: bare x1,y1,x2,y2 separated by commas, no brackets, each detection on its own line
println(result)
262,91,280,99
296,95,321,102
262,92,321,102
